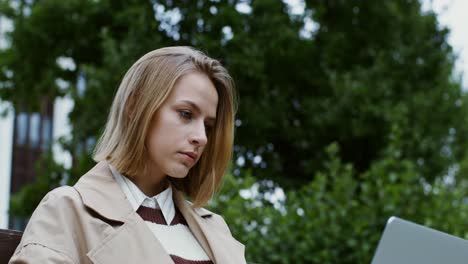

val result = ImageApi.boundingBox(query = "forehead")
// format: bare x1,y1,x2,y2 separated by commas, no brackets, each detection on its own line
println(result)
165,72,218,116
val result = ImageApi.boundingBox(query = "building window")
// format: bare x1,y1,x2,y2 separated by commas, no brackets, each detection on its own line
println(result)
29,112,40,148
16,112,28,145
41,117,52,151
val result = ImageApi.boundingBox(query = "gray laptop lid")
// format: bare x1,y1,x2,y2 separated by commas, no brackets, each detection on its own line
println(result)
371,216,468,264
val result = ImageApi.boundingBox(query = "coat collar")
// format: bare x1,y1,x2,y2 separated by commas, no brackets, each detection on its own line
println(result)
74,161,215,222
74,161,133,223
74,161,245,264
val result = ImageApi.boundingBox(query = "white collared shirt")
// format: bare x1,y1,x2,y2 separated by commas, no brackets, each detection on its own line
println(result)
110,165,175,224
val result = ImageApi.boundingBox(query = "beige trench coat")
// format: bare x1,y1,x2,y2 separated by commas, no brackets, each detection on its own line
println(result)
9,161,246,264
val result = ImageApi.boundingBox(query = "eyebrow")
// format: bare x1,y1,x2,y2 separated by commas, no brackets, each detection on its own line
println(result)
180,100,216,124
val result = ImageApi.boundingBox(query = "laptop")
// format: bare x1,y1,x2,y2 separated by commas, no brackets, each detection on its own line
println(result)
371,216,468,264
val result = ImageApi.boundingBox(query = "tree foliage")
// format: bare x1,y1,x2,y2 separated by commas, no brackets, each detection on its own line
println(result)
211,141,468,263
2,0,466,186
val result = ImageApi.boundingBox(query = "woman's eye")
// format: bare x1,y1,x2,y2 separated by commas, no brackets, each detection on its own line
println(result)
179,110,192,120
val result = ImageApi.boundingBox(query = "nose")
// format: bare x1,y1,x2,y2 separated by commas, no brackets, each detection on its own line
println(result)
189,122,208,147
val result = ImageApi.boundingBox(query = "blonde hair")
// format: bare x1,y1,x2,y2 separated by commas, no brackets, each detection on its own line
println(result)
93,46,237,207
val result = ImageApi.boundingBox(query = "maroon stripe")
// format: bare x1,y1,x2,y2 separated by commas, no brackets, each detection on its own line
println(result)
136,206,167,225
170,255,213,264
170,207,188,226
136,206,188,226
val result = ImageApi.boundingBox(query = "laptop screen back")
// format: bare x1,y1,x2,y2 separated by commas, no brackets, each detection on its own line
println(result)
371,217,468,264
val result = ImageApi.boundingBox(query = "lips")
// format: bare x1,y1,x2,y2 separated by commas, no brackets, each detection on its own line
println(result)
180,151,198,162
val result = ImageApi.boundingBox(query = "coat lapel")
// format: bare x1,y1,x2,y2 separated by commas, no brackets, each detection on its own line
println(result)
74,161,131,223
74,161,174,264
86,213,174,264
174,190,246,264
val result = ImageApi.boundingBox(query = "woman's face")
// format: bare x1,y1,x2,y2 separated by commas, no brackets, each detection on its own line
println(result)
145,72,218,180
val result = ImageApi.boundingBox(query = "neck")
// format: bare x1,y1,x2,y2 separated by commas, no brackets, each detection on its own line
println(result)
130,172,169,197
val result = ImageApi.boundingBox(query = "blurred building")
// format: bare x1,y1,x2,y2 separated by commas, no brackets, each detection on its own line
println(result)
0,96,73,230
11,100,54,195
11,100,53,230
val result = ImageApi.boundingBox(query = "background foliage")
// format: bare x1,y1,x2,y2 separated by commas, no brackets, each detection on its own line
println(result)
2,0,468,263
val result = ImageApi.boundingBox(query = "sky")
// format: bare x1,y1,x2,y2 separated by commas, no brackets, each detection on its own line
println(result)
423,0,468,89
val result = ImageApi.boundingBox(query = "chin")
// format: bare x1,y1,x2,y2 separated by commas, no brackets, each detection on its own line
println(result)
168,174,189,179
166,167,190,179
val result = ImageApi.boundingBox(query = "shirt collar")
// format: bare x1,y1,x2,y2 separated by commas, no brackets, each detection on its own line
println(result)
109,165,175,225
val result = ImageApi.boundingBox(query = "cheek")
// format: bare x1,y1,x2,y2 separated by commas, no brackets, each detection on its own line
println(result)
146,123,165,159
146,123,180,158
147,132,168,158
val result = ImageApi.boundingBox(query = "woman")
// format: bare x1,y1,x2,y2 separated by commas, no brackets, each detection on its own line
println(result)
10,46,246,263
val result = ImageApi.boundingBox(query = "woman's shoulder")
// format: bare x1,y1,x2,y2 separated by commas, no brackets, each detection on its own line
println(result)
22,185,84,234
33,186,83,214
45,185,81,200
10,186,84,263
